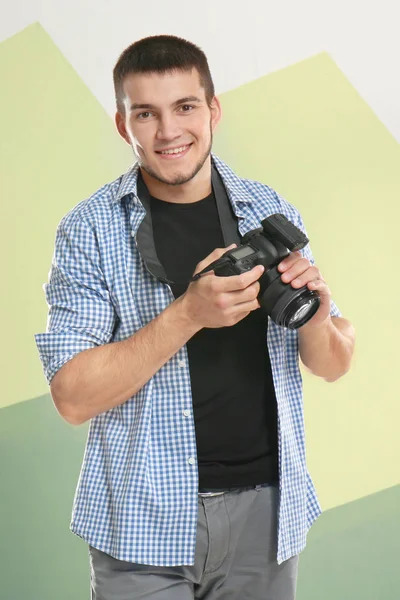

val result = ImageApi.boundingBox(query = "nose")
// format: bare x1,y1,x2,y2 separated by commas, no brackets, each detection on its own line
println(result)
156,113,183,142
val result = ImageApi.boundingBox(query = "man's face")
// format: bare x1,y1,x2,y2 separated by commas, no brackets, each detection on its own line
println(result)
116,68,221,187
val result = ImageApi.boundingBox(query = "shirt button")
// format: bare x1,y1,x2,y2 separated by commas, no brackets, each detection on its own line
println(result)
178,360,185,368
188,457,196,465
183,409,190,417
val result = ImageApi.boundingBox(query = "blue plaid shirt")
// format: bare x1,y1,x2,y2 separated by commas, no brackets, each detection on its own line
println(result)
35,154,341,566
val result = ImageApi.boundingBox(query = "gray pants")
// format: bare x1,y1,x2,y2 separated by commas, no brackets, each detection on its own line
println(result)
89,484,298,599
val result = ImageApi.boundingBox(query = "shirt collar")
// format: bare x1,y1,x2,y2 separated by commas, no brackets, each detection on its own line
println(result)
113,153,253,206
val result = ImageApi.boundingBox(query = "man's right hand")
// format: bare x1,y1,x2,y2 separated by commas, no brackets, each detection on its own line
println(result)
181,245,265,330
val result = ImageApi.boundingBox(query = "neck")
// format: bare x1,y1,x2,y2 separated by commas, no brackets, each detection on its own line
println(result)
140,156,212,203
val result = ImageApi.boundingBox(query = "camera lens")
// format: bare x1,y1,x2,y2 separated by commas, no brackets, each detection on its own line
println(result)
278,291,320,329
288,301,316,327
258,267,321,329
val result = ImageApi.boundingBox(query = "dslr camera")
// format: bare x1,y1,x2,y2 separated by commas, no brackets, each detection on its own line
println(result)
190,214,320,329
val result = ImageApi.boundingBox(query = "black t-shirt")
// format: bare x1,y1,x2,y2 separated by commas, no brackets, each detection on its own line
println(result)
150,191,279,489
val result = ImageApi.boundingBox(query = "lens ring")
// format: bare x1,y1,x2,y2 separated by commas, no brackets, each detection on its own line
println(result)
272,288,320,328
257,265,320,329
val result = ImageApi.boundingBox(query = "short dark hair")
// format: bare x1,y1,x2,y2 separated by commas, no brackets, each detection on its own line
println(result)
113,35,215,114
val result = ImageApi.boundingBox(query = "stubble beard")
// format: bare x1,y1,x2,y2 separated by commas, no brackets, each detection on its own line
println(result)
137,123,213,187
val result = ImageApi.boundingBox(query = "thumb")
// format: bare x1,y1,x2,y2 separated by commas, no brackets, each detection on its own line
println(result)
194,244,237,276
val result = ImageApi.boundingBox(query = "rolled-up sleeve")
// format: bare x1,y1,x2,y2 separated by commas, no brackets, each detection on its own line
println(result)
294,211,342,318
34,211,117,384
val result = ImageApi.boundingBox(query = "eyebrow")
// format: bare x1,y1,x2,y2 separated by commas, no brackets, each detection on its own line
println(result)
130,96,203,111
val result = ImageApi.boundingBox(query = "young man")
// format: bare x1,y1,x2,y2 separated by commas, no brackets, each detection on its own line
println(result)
35,35,355,600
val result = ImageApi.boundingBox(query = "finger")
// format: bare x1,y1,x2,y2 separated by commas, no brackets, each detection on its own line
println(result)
215,265,265,292
229,279,260,303
307,279,331,295
231,298,261,314
194,244,237,275
287,266,320,287
280,258,313,282
277,251,302,272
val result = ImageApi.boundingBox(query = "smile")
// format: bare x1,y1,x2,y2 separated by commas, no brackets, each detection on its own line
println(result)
155,144,192,159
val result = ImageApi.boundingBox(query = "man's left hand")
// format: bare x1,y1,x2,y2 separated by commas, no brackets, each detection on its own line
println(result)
277,251,331,328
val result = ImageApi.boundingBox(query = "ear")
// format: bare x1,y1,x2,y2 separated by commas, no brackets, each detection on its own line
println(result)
210,96,222,132
115,111,131,145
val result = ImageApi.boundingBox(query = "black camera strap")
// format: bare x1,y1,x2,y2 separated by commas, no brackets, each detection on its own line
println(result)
134,160,242,285
211,161,242,249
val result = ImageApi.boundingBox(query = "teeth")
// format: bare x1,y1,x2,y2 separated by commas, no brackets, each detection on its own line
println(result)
160,145,189,155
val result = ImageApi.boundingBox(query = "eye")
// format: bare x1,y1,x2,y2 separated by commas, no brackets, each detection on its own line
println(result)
180,105,194,113
137,111,153,120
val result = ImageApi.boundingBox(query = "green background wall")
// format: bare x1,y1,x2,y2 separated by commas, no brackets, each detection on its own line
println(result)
1,23,399,599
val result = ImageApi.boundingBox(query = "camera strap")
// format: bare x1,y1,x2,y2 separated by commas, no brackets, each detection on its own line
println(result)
134,161,242,285
211,161,242,249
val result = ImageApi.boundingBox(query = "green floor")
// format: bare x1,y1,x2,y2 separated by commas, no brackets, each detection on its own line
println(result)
297,485,400,600
1,395,399,599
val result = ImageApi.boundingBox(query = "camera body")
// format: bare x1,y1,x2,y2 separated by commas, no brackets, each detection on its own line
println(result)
191,214,320,329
